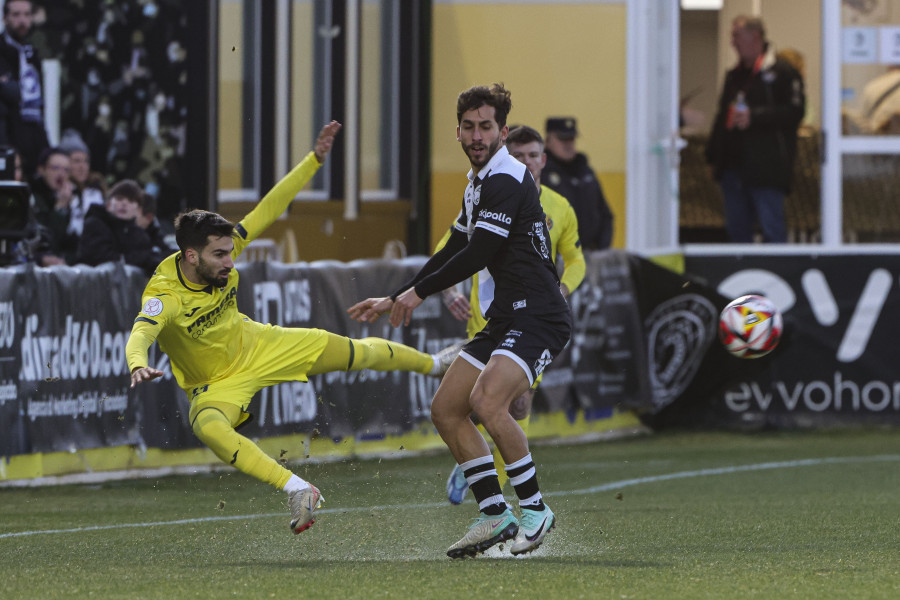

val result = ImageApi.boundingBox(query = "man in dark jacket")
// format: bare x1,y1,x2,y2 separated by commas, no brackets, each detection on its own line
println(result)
542,117,613,251
0,0,49,179
30,147,76,265
77,179,168,276
705,15,805,243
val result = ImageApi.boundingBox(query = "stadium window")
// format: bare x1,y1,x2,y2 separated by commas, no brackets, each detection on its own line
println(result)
289,0,334,200
359,0,400,200
216,0,425,213
217,0,262,203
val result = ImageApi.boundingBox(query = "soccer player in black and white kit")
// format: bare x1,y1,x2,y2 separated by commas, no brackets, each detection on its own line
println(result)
349,83,572,558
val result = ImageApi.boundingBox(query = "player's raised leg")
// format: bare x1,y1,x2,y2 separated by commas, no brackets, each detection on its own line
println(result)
307,332,455,377
190,401,322,534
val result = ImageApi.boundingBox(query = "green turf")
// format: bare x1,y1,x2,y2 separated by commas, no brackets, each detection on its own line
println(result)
2,429,899,600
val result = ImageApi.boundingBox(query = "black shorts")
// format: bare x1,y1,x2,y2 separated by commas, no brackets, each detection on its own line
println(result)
459,314,572,385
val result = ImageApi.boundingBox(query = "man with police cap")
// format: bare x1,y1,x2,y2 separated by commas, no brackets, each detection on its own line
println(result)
542,117,613,251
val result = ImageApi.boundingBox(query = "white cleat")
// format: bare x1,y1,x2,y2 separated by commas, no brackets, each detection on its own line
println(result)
430,339,467,377
288,484,323,534
447,509,519,559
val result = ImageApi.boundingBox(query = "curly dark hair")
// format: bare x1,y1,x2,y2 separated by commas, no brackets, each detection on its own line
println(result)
456,83,512,129
174,210,234,252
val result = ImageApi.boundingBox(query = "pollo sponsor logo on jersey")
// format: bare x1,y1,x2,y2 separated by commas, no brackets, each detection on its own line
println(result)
478,210,512,225
186,287,237,338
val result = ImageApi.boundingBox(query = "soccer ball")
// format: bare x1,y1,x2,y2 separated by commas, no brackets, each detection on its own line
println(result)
718,294,783,358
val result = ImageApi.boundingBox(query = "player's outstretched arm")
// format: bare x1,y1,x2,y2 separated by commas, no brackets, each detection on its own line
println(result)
390,287,423,327
347,296,394,323
235,120,343,253
314,121,342,163
130,366,164,388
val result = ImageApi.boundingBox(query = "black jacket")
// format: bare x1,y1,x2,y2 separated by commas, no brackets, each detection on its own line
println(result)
0,33,49,177
77,204,170,276
30,176,78,264
542,151,614,251
706,46,805,192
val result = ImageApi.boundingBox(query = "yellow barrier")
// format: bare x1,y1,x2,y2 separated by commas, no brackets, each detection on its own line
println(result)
0,408,644,485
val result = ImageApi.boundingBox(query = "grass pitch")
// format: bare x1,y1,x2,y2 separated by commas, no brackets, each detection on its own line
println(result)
2,429,899,600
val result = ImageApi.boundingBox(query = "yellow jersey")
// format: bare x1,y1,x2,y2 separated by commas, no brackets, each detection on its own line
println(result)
436,184,585,338
125,152,322,390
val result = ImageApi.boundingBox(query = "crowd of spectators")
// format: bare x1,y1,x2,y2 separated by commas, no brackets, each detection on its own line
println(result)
2,139,174,271
0,0,183,271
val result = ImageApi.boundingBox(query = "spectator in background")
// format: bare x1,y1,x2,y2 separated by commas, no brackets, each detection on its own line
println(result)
542,117,614,251
705,15,805,244
0,0,49,180
76,179,167,276
30,147,76,265
136,191,175,257
58,128,107,236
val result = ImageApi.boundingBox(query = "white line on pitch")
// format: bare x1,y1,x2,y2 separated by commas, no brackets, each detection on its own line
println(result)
2,454,898,540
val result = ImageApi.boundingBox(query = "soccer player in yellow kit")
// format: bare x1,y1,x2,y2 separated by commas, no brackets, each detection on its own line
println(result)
126,121,454,535
438,124,585,504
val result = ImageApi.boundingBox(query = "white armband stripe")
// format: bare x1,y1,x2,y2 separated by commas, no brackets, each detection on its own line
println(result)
474,221,509,237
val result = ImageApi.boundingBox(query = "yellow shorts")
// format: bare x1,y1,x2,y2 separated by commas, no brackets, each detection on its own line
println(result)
186,322,330,415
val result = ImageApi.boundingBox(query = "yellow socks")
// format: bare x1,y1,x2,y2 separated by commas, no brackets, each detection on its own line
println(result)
191,402,293,490
351,337,433,374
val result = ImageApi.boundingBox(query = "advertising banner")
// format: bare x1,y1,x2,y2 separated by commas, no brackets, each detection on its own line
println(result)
17,249,877,457
235,259,466,440
679,252,900,428
537,251,651,414
8,263,142,454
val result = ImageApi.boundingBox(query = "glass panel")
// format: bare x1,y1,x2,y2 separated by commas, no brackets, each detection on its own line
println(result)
291,0,330,195
360,0,398,197
218,0,245,190
678,3,821,244
843,154,900,242
840,0,900,135
218,0,259,198
840,0,900,243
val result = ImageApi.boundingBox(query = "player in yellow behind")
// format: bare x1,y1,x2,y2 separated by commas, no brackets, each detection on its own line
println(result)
437,124,585,504
126,121,457,535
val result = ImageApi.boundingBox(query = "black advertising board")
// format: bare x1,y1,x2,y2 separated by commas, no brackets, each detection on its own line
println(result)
679,252,900,428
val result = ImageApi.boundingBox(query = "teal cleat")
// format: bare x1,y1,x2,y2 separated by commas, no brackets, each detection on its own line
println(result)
510,504,556,555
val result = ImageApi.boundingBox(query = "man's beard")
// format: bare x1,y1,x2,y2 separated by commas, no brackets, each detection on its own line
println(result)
197,258,230,288
464,136,501,169
8,25,29,44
